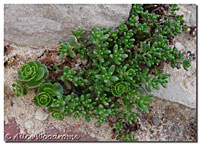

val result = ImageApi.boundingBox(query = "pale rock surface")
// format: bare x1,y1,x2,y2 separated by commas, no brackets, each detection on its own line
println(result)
178,4,197,27
35,108,49,121
4,4,132,48
25,120,34,129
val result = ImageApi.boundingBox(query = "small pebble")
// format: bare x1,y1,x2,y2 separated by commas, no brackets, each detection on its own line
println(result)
35,108,48,121
152,114,160,126
25,120,34,129
146,123,151,130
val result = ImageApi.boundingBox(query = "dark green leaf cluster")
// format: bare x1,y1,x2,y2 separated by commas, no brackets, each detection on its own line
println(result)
58,28,88,59
58,38,76,58
12,61,49,97
12,82,28,97
60,66,88,87
18,61,49,88
34,83,63,107
12,4,192,141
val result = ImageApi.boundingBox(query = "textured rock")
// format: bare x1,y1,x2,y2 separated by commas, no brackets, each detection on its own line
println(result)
35,108,49,121
178,4,197,27
4,4,132,48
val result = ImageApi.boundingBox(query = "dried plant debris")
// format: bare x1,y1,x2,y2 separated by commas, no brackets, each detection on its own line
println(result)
4,44,13,56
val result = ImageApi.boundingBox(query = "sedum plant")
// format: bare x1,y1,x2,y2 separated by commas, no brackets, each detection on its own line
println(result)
51,111,65,120
12,81,28,97
12,4,193,141
18,61,49,88
34,83,63,107
60,66,88,87
111,81,128,97
57,38,76,59
12,61,49,97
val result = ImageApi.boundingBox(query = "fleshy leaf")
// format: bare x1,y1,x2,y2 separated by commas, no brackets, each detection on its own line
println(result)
53,83,64,95
43,87,57,96
39,83,54,93
111,76,119,82
69,50,76,58
42,64,49,79
35,67,45,81
26,79,43,88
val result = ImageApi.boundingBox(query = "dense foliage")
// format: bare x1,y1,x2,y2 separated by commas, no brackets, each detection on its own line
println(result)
12,4,192,141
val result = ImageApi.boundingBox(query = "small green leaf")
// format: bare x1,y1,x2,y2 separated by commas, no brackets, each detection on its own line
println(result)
145,84,152,92
43,65,49,79
69,50,76,58
52,111,64,120
65,95,71,102
111,76,119,82
39,83,54,93
108,65,115,75
59,105,65,113
85,117,91,123
53,83,64,95
95,75,102,79
43,87,57,96
121,54,128,59
58,53,65,59
69,37,75,46
113,44,118,53
35,67,45,81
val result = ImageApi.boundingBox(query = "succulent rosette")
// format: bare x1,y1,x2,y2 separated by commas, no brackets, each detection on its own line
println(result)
12,83,23,97
12,82,28,97
111,81,128,97
34,92,52,107
17,61,49,88
34,83,63,107
51,111,64,120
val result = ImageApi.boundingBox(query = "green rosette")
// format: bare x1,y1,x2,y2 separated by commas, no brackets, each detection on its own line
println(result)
34,83,63,107
52,111,64,120
17,61,49,88
34,92,52,107
111,81,128,97
12,83,23,97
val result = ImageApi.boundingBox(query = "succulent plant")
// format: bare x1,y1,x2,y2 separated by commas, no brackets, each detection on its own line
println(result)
12,82,28,97
95,65,119,86
60,66,88,87
34,92,53,107
111,82,128,97
51,111,64,120
110,44,128,65
57,37,76,59
13,4,193,141
34,83,63,107
17,61,49,88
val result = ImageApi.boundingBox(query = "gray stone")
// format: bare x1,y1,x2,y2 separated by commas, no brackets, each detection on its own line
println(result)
176,5,197,27
152,114,160,126
184,4,197,26
25,120,34,129
150,77,196,108
35,108,49,121
4,4,132,48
